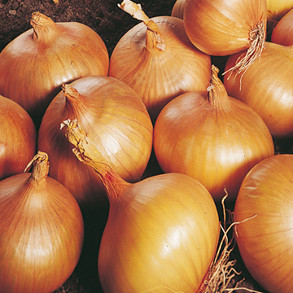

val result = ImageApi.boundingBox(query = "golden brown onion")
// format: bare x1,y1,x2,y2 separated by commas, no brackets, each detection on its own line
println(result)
0,12,109,126
109,0,211,121
0,152,84,293
154,66,274,202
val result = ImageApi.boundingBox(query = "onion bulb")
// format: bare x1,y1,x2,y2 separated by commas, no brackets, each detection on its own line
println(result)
0,94,36,180
234,154,293,293
224,42,293,138
109,0,211,121
0,12,109,126
62,119,220,293
271,9,293,45
171,0,185,19
154,66,274,202
184,0,267,75
0,151,84,293
39,75,153,214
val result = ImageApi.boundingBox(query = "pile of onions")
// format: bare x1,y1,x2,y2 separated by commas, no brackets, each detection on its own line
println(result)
38,75,153,213
0,12,109,126
62,119,220,293
0,95,36,180
224,42,293,138
154,66,274,202
234,154,293,293
0,151,84,293
109,0,211,121
267,0,293,31
171,0,185,19
183,0,267,75
271,9,293,45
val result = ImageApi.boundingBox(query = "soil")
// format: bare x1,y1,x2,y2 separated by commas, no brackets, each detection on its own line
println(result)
0,1,291,292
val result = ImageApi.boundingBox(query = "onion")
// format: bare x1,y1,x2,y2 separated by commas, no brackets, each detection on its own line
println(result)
109,0,211,121
0,94,36,180
224,42,293,138
267,0,293,32
39,75,153,214
183,0,267,75
0,12,109,126
154,66,274,202
62,119,220,293
271,9,293,45
0,151,84,293
171,0,185,19
234,154,293,293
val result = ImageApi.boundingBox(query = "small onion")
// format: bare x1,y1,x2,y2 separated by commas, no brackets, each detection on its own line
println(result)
38,75,153,213
0,151,84,293
62,119,220,293
183,0,267,74
109,0,211,121
234,154,293,293
171,0,185,19
154,66,274,202
271,9,293,45
0,12,109,125
224,42,293,138
0,94,36,180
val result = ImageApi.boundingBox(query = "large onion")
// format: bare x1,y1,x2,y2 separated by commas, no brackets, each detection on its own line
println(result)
62,119,220,293
0,94,36,180
224,42,293,138
38,75,153,213
0,12,109,126
184,0,267,74
0,151,84,293
234,154,293,293
154,66,274,202
271,9,293,45
109,0,211,121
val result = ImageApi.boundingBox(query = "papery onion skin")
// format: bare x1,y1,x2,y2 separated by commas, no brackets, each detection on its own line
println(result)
171,0,185,19
224,42,293,138
183,0,267,56
154,67,274,202
234,154,293,293
109,13,211,121
0,95,36,180
0,12,109,125
271,9,293,46
0,152,84,293
38,76,153,211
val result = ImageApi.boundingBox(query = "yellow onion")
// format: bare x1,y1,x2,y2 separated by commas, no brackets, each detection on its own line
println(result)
62,119,220,293
267,0,293,32
0,152,84,293
234,154,293,293
109,0,211,121
171,0,185,19
224,42,293,138
38,75,153,214
271,9,293,45
154,66,274,202
0,12,109,126
184,0,267,75
0,95,36,180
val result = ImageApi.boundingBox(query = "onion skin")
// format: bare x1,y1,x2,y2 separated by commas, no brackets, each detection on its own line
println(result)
224,42,293,138
0,152,84,293
154,66,274,202
234,154,293,293
110,2,211,121
62,119,220,293
38,76,153,212
184,0,267,56
0,12,109,125
171,0,185,19
0,95,36,180
271,9,293,46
